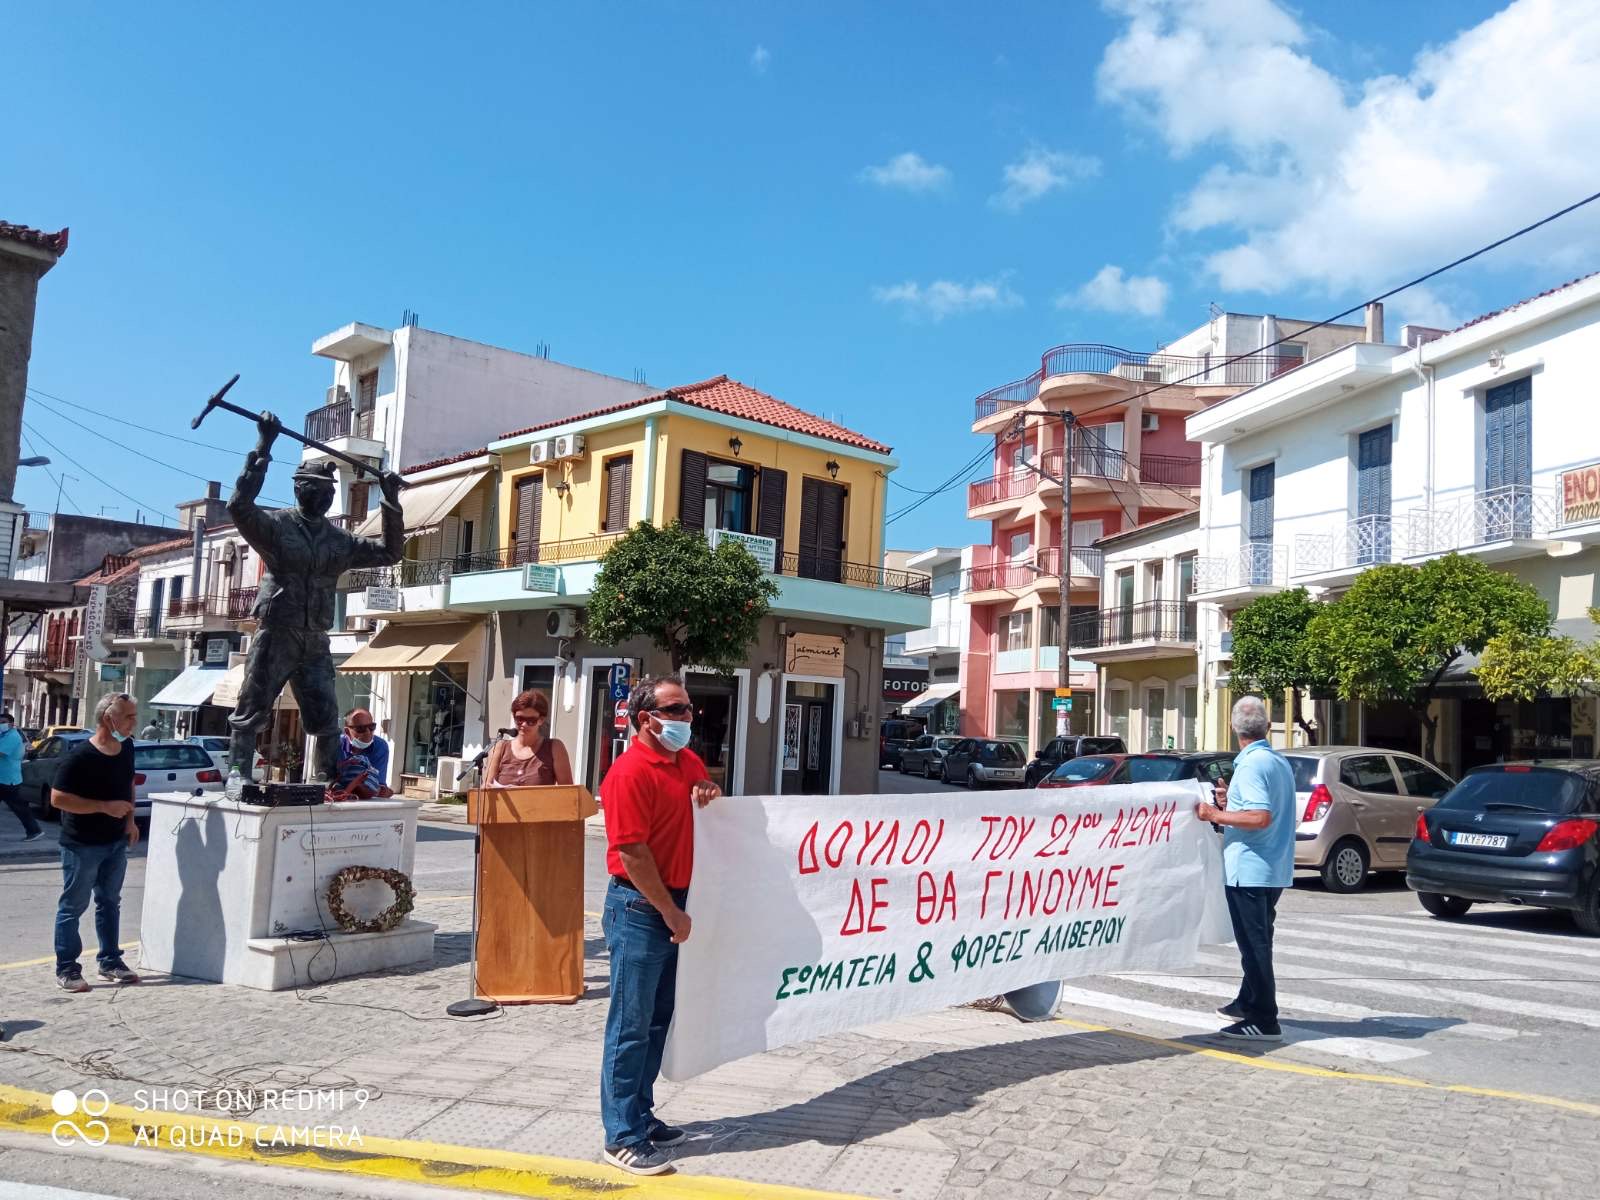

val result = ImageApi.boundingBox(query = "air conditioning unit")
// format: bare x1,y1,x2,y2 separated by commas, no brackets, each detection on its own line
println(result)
553,433,586,460
1140,369,1162,383
435,756,466,794
345,616,374,633
1141,413,1161,433
545,607,579,638
326,384,350,406
529,440,556,465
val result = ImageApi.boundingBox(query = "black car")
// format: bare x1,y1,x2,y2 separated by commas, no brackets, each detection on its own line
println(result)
879,719,926,769
940,739,1028,788
1408,760,1600,933
1107,751,1236,786
1024,735,1127,786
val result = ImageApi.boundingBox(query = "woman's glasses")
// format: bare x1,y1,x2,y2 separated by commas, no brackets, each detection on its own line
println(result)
513,714,544,726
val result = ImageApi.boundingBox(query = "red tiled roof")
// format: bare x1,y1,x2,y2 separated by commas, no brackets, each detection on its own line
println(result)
126,533,202,559
0,222,69,255
497,375,892,454
402,447,490,475
1448,271,1600,335
74,559,140,587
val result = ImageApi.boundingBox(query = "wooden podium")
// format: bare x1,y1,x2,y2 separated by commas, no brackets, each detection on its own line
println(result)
466,785,598,1004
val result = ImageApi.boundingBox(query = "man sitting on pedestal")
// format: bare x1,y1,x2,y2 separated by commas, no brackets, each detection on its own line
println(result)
335,707,393,799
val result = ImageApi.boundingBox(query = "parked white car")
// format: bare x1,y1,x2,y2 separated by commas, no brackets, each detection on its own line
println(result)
185,735,265,781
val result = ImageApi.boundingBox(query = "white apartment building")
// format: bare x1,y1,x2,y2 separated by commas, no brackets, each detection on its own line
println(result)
895,546,970,733
1188,279,1600,772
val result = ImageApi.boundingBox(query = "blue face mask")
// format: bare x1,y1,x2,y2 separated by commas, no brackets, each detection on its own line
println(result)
112,730,130,744
654,718,693,753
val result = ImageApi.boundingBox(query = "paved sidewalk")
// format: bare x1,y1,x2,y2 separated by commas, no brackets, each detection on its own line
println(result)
2,894,1597,1198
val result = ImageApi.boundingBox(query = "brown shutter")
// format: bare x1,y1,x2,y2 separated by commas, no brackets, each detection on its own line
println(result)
817,482,846,583
799,476,821,577
604,455,633,532
347,482,370,524
513,474,542,564
679,450,708,529
757,466,787,564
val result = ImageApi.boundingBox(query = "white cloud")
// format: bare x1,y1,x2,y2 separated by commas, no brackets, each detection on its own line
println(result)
989,147,1101,212
873,276,1023,321
1062,265,1171,316
750,44,771,73
1097,0,1600,294
860,152,952,193
1391,285,1464,334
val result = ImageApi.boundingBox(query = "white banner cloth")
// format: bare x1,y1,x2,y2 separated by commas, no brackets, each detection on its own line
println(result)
663,784,1233,1080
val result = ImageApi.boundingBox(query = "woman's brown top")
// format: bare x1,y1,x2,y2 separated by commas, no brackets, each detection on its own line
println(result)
491,737,558,787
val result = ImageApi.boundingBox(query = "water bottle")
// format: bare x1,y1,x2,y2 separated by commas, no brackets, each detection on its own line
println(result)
225,769,244,802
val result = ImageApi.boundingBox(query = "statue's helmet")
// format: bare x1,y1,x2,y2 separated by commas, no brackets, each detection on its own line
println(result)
291,460,338,516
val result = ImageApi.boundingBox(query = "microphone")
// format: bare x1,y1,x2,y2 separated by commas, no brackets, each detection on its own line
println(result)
496,727,517,737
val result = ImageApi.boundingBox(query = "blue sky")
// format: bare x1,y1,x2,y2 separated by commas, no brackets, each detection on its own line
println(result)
5,0,1595,550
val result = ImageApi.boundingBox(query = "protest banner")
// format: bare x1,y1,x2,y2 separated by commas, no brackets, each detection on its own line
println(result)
662,784,1233,1080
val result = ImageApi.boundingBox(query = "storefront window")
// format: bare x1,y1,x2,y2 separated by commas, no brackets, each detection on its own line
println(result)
995,691,1029,739
1038,688,1098,742
404,663,468,776
1181,685,1199,750
335,672,374,726
1107,689,1130,743
1145,686,1167,751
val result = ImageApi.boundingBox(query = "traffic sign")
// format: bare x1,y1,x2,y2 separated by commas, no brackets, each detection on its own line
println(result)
608,662,633,701
1054,687,1073,698
614,699,630,731
1052,698,1073,711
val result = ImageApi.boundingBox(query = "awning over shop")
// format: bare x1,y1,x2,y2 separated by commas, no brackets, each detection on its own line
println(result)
336,620,481,675
354,470,488,538
148,663,228,710
904,682,959,713
211,662,298,711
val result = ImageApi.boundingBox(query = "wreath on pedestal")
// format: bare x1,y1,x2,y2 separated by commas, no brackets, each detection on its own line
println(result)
326,865,415,933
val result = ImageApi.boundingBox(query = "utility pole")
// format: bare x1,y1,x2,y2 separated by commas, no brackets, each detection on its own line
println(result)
1057,412,1076,738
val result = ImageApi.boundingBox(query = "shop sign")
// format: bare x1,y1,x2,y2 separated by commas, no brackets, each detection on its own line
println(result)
786,632,845,677
204,636,231,664
883,667,929,700
98,663,125,683
364,585,401,612
522,563,561,593
1561,462,1600,524
710,528,777,572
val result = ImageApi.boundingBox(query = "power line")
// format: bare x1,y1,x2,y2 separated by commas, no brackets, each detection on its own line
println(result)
21,422,175,527
25,394,294,508
20,429,82,515
25,384,244,455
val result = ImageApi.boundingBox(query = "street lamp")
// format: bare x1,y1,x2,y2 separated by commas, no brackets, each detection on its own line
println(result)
18,456,49,468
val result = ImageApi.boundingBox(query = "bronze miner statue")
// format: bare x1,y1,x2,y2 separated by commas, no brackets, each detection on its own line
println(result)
227,412,404,782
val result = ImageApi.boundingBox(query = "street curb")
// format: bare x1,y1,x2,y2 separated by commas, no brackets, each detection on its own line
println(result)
0,1083,862,1199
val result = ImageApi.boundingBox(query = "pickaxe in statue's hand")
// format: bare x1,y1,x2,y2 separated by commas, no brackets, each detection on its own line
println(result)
191,374,404,486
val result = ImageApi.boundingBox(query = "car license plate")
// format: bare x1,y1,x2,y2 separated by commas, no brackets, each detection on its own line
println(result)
1450,831,1510,849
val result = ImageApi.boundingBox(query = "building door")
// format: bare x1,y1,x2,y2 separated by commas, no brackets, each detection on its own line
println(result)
686,672,741,795
512,473,543,565
1246,463,1275,584
1484,377,1533,539
1145,686,1166,751
799,478,847,583
1145,561,1164,637
585,665,628,795
1115,570,1135,643
780,680,835,795
1355,424,1392,563
1178,554,1197,640
1181,685,1199,750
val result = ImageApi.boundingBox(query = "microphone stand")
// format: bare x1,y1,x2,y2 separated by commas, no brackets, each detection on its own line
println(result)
446,738,503,1018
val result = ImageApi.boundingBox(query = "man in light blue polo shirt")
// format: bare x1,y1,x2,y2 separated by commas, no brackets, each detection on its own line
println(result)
1195,694,1296,1041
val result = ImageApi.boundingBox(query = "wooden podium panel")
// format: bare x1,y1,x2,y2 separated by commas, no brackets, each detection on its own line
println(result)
468,786,597,1004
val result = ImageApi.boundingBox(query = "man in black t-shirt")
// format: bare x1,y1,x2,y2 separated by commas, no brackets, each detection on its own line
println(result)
51,692,141,992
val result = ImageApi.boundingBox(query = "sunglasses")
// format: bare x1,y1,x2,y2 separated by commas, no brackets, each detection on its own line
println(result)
513,713,545,726
348,723,377,734
651,703,694,719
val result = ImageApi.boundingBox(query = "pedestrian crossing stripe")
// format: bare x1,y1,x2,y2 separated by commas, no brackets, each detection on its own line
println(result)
0,1083,864,1200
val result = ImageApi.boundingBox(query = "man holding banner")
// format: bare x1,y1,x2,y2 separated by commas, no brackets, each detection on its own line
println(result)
1194,694,1297,1043
599,676,721,1176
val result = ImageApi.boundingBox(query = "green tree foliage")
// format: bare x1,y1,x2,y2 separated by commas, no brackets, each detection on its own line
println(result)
1306,554,1551,762
585,521,778,674
1229,588,1333,743
1477,607,1600,701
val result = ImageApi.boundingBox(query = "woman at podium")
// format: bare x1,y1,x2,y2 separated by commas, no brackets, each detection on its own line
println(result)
485,689,574,787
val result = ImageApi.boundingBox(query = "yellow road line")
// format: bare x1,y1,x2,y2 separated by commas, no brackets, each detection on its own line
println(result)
1051,1015,1600,1118
0,943,142,973
0,1083,861,1200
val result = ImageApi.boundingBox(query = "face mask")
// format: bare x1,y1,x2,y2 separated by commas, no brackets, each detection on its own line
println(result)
348,736,373,750
654,718,693,753
112,730,130,744
0,723,11,733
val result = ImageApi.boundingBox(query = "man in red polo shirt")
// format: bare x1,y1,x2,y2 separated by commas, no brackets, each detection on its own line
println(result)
600,675,720,1175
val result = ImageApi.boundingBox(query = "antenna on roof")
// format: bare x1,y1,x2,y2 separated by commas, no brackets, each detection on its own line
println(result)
402,309,420,328
632,367,647,383
535,341,551,360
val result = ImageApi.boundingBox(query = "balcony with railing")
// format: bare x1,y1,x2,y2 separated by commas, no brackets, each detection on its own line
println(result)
109,609,176,642
961,547,1104,597
974,345,1309,423
1293,515,1399,583
1405,486,1564,562
1070,600,1198,659
24,647,76,672
303,398,376,444
1192,543,1288,605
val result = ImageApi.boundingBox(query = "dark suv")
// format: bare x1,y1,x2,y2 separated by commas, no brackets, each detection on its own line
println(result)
1025,735,1127,787
879,719,926,769
1408,760,1600,932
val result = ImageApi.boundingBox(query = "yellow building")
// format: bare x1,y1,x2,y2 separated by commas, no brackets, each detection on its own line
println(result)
440,375,930,796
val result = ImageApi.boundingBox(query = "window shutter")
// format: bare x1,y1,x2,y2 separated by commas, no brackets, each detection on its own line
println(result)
1510,377,1532,487
513,474,542,564
757,466,787,562
1248,464,1275,541
679,451,708,529
1356,425,1392,517
348,482,370,524
605,456,633,532
799,476,822,575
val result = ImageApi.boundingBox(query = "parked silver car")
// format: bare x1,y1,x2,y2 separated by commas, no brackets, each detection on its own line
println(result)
898,735,964,779
26,735,225,822
1282,746,1456,893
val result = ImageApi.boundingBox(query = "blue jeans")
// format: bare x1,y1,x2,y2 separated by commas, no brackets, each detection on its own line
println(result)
1225,884,1282,1026
600,877,684,1148
55,840,129,976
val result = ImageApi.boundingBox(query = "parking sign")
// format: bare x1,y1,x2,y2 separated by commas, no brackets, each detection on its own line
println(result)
608,662,632,701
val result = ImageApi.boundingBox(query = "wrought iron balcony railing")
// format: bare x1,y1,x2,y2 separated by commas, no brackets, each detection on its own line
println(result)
303,399,376,443
346,554,504,590
1070,600,1198,650
1194,543,1287,592
1406,486,1562,556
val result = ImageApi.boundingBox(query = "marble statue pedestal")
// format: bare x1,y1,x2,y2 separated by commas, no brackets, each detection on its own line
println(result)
139,792,436,990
